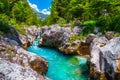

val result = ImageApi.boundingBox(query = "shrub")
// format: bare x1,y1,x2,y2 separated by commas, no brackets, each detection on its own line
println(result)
57,17,67,26
0,14,11,33
82,20,97,35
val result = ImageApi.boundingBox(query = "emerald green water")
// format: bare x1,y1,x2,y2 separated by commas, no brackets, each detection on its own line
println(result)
27,41,89,80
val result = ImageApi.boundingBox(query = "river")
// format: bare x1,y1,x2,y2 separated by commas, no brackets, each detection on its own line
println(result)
27,40,89,80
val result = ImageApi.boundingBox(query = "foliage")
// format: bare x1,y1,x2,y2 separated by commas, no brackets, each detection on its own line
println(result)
46,0,120,33
82,20,97,34
0,14,11,33
0,0,120,35
56,17,67,26
0,0,42,34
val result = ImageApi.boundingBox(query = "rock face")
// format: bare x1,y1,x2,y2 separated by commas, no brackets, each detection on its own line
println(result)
59,40,81,54
3,25,39,49
73,26,82,34
5,26,22,45
0,36,49,80
90,36,120,80
39,25,83,54
85,34,97,43
20,26,40,49
39,25,74,48
73,34,97,57
77,42,90,58
105,31,114,40
0,59,47,80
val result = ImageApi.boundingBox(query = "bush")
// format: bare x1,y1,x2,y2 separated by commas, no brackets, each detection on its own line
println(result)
97,14,120,33
57,17,67,26
0,22,12,34
0,14,12,34
82,20,97,35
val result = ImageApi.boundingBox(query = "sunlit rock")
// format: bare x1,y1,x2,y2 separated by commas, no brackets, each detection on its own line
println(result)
90,37,120,80
0,35,49,80
0,59,47,80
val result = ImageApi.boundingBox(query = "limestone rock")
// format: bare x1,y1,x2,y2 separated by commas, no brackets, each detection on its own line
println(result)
39,25,84,54
20,26,40,49
40,25,74,48
77,42,90,57
89,37,108,79
100,37,120,80
85,34,97,43
73,26,82,34
90,37,120,80
5,26,22,45
0,36,49,80
59,40,81,54
105,31,114,40
0,59,47,80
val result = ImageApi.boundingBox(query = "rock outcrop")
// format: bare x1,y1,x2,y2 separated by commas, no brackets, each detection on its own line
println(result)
105,31,114,40
39,25,74,48
74,34,97,57
20,26,40,49
59,40,81,54
5,26,22,45
0,59,47,80
0,36,49,80
90,36,120,80
3,25,39,49
39,25,83,54
77,42,90,58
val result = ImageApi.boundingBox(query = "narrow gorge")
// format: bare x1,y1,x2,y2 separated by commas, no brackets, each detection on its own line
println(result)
0,0,120,80
0,24,120,80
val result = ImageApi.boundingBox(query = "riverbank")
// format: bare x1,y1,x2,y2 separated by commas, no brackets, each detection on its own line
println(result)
36,25,120,80
0,26,49,80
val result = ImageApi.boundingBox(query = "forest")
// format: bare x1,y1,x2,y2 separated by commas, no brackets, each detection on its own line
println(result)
0,0,41,34
0,0,120,34
47,0,120,33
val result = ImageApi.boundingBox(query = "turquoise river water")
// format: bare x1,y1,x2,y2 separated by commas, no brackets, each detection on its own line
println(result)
27,40,89,80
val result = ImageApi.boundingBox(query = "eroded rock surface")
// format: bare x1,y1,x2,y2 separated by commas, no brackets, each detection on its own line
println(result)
0,59,47,80
0,36,49,80
39,25,83,54
39,25,74,48
20,26,40,49
90,36,120,80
